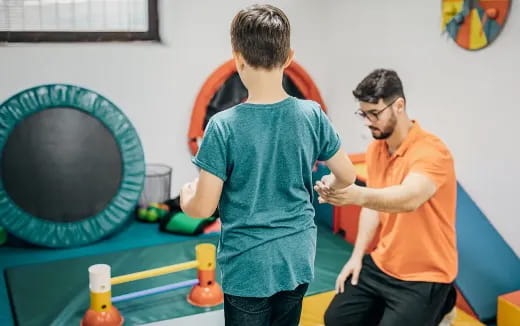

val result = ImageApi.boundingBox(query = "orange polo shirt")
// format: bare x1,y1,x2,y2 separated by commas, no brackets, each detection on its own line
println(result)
367,121,458,283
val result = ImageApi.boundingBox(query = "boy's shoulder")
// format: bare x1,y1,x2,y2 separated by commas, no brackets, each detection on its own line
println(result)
209,97,323,124
287,98,325,120
206,105,240,127
293,97,322,110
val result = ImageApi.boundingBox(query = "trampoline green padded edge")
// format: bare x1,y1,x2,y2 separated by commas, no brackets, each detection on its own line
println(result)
0,84,145,248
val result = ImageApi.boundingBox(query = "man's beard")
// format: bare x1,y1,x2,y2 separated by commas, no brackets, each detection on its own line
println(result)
371,127,394,139
369,114,397,140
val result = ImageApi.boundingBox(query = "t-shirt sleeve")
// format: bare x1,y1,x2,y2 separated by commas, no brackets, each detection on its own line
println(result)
192,118,228,181
317,107,342,161
409,145,453,189
365,142,376,188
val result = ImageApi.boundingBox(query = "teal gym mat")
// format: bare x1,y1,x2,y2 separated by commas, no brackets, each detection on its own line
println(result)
5,223,352,326
0,220,214,326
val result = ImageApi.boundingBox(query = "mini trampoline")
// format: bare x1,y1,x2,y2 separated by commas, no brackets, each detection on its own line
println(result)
0,84,145,248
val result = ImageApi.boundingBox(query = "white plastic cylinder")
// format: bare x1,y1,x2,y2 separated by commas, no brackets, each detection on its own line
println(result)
88,264,112,293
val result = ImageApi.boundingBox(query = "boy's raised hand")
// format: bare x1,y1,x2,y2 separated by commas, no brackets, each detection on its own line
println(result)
314,174,334,196
315,178,364,207
180,178,198,207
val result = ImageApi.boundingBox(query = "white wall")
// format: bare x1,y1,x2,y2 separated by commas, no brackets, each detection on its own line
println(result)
0,1,519,255
0,0,325,191
321,1,520,256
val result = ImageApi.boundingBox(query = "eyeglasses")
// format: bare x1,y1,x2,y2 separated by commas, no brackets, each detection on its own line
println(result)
354,98,398,122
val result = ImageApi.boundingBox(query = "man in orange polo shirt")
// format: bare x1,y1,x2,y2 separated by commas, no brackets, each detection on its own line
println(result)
316,69,457,326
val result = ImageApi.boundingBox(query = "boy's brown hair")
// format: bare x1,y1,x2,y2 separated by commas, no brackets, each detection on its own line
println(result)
230,4,291,70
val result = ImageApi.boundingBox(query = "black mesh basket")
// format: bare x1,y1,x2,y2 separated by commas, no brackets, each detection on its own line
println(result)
138,163,172,206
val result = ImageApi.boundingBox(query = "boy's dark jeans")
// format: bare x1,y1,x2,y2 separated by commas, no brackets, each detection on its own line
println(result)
224,283,309,326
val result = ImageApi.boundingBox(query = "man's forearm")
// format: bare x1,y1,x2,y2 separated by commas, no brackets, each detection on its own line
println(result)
351,208,380,259
358,185,418,213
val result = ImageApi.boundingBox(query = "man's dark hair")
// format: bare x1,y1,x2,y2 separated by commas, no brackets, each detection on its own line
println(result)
230,4,291,69
353,69,406,104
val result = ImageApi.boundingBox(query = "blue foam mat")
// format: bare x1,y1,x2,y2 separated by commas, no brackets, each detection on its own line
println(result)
455,182,520,321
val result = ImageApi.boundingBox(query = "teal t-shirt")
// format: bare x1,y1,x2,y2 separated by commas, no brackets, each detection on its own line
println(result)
192,96,341,297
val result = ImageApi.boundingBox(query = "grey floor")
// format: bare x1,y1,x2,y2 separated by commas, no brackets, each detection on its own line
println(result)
141,309,225,326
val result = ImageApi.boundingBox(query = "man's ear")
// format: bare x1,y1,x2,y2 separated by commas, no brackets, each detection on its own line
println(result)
395,97,406,113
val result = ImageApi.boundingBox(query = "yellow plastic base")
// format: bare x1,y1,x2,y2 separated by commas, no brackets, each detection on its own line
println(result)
498,290,520,326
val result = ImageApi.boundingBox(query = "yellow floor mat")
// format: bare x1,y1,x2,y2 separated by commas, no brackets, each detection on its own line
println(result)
299,291,484,326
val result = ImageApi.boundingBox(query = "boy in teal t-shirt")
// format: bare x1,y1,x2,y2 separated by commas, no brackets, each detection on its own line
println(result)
180,4,357,326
